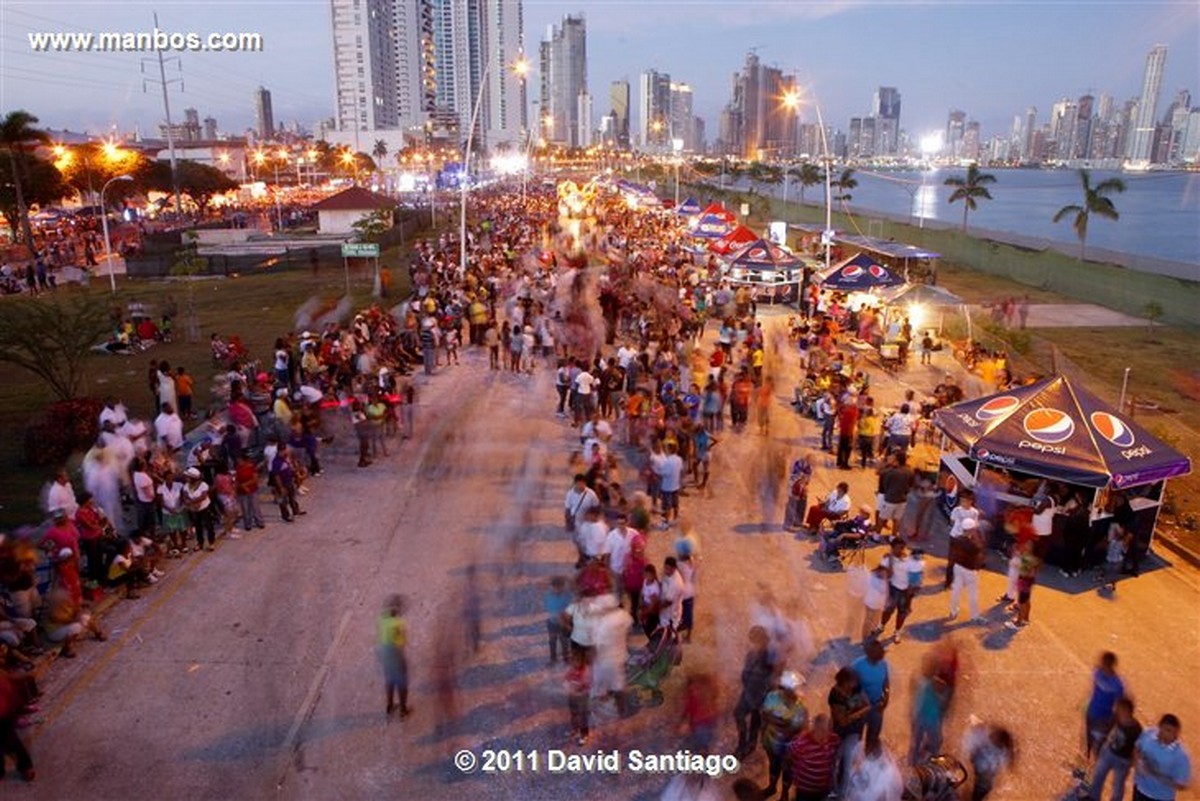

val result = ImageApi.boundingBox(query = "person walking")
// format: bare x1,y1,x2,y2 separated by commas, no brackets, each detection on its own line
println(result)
377,595,411,718
760,670,808,799
1132,714,1190,801
908,652,949,766
944,490,980,589
1089,697,1142,801
733,626,775,760
565,648,591,746
948,518,985,624
543,577,573,665
828,667,871,796
878,538,915,643
782,713,840,801
851,640,891,744
1086,652,1127,762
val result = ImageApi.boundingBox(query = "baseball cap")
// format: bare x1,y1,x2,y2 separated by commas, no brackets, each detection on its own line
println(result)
779,670,804,691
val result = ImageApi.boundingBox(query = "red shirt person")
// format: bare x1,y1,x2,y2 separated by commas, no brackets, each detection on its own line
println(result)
44,507,84,607
782,714,841,801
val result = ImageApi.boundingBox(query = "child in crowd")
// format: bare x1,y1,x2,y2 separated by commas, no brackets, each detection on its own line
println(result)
565,648,591,746
862,563,889,643
544,577,572,665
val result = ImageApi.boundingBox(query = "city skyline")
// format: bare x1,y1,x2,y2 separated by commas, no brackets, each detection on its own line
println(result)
2,1,1197,151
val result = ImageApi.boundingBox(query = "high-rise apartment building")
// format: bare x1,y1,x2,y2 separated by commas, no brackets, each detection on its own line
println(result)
1022,106,1037,161
609,80,630,149
203,116,218,140
255,86,275,140
945,109,966,158
1127,44,1167,163
669,82,695,152
639,69,672,150
541,14,586,148
330,0,521,148
718,52,796,158
872,86,901,155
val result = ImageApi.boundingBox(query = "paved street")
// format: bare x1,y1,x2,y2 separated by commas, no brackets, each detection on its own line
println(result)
24,321,1200,801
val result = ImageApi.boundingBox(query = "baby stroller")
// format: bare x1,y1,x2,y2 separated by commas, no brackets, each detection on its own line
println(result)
903,754,969,801
624,626,683,708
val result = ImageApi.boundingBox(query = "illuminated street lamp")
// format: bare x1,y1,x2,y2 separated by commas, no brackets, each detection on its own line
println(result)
100,174,134,294
459,54,525,277
782,88,833,277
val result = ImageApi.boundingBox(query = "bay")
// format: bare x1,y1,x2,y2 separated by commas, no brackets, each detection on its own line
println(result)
755,168,1200,270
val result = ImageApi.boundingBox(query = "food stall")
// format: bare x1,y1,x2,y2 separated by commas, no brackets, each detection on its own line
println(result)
720,237,803,303
931,376,1192,568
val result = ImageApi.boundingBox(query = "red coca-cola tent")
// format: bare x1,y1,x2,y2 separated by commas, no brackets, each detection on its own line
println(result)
709,225,759,255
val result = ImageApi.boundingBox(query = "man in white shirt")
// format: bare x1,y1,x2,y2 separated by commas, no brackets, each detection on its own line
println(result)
576,507,608,564
154,402,184,451
563,474,600,533
603,513,635,599
616,343,637,370
658,557,685,634
572,367,597,425
944,490,981,590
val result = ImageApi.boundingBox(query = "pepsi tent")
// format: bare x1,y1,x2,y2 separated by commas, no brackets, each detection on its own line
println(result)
691,213,734,239
818,252,906,290
932,375,1191,489
725,238,802,273
676,197,702,215
709,224,759,255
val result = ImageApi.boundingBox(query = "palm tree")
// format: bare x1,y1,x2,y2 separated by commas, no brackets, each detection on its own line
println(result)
832,167,857,204
372,139,388,162
944,163,997,232
0,110,50,247
1052,169,1126,261
789,162,822,205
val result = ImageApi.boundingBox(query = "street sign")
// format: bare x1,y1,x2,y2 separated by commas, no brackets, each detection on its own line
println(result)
341,242,380,258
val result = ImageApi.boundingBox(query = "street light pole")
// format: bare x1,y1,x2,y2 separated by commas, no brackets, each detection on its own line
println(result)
459,59,492,280
813,99,833,275
100,174,134,294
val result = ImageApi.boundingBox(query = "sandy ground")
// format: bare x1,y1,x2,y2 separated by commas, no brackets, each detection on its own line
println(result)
20,312,1200,801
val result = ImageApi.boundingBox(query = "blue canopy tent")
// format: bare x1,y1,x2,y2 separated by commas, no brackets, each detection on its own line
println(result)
691,213,734,239
818,252,906,290
723,238,803,302
931,375,1191,567
676,197,702,215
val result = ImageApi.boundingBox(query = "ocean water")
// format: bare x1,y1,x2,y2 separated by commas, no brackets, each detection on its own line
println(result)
765,168,1200,268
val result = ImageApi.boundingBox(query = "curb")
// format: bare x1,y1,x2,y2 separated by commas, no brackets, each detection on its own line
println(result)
1153,532,1200,571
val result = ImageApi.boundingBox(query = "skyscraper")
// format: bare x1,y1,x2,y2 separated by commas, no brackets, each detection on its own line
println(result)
203,116,218,140
1127,44,1167,163
719,52,796,158
945,109,966,157
542,14,586,148
1022,106,1037,161
329,0,521,147
330,0,428,132
872,86,901,155
669,82,695,152
255,86,275,140
609,80,630,149
638,69,671,150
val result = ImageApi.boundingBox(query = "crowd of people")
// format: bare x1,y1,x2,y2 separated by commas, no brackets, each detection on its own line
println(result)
2,179,1191,799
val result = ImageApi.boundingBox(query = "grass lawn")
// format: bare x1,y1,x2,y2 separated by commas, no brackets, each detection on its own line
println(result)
934,261,1069,305
0,251,413,529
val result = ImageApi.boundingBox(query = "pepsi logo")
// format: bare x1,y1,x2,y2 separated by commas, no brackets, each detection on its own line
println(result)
842,265,864,278
748,248,766,259
974,395,1020,421
1090,411,1136,448
868,264,886,278
1023,408,1076,444
976,449,990,459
